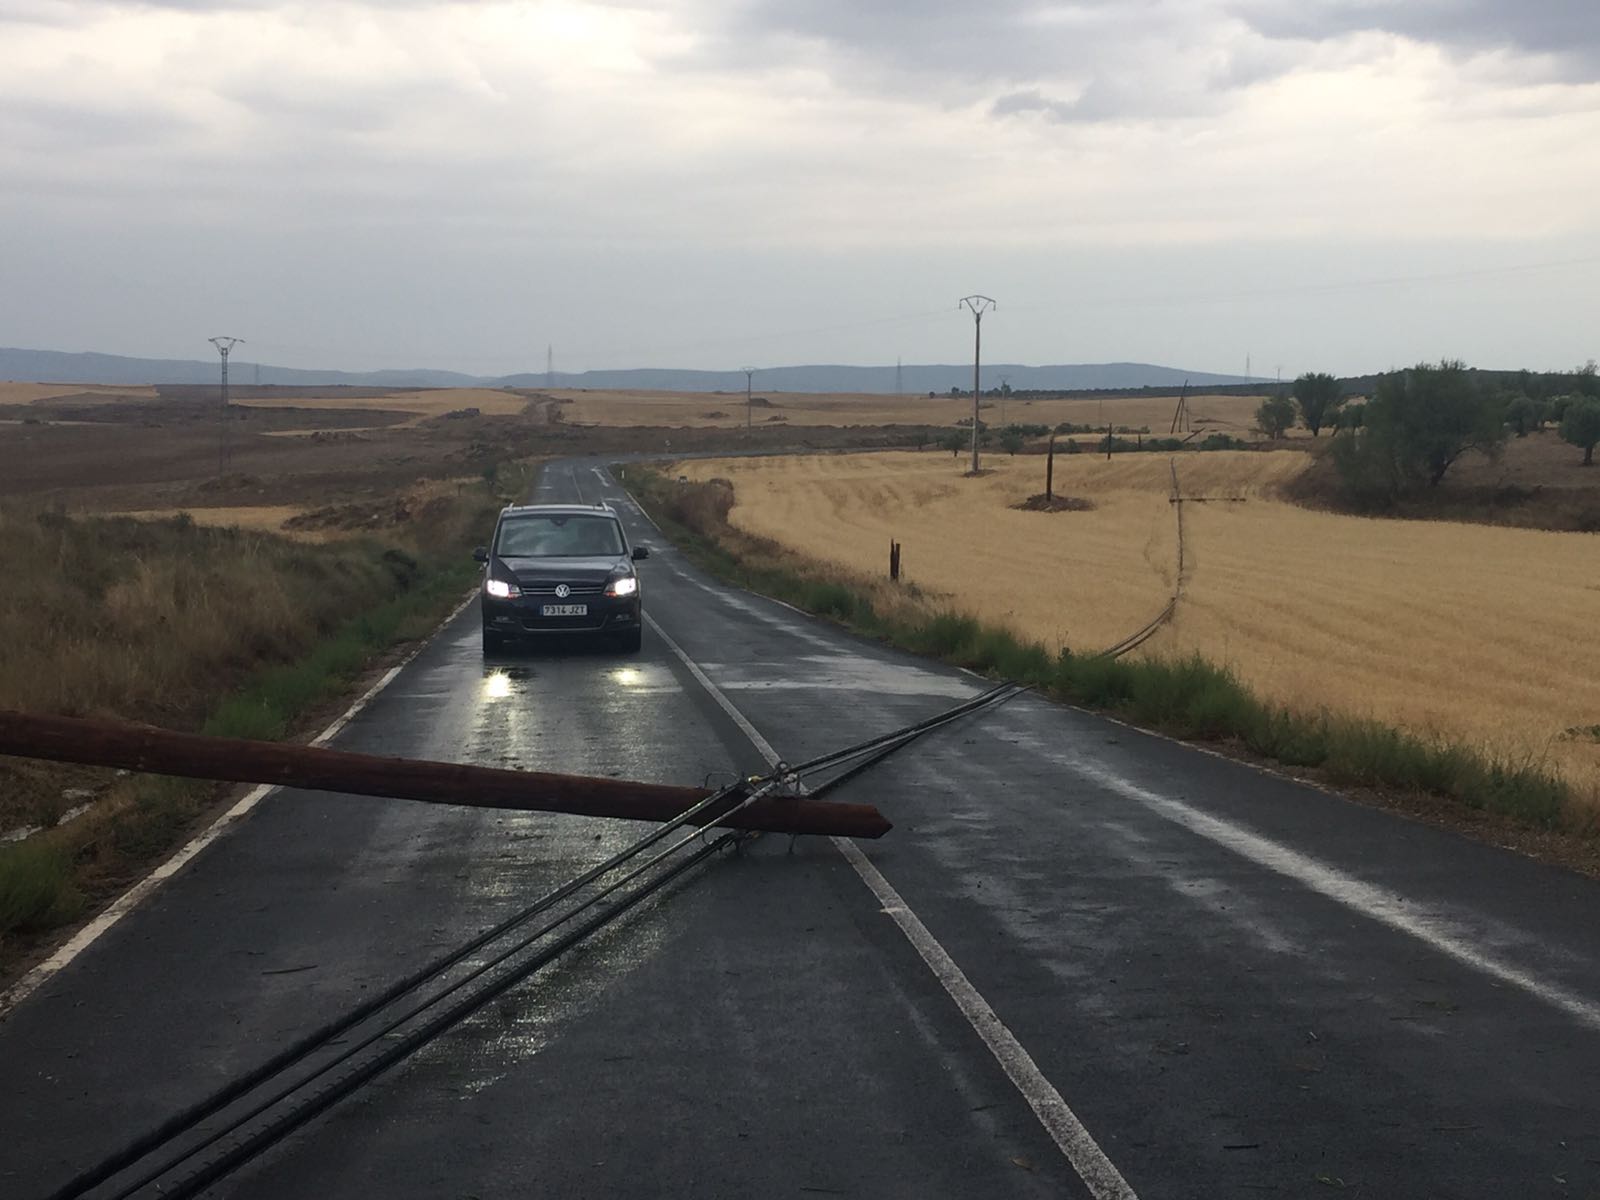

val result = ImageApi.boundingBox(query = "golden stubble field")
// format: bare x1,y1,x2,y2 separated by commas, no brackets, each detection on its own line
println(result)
556,388,1264,433
234,387,534,420
675,450,1600,798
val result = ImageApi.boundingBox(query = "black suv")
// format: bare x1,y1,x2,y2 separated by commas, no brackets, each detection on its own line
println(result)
475,504,649,653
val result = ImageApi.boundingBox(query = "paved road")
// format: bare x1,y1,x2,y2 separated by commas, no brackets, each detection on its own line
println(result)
5,458,1599,1199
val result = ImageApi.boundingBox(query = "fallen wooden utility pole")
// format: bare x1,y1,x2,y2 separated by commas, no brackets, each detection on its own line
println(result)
0,710,891,839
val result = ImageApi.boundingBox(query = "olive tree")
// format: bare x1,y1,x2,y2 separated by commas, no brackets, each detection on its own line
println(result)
1254,393,1296,440
1292,372,1344,436
1332,361,1506,503
1560,398,1600,466
1503,393,1541,437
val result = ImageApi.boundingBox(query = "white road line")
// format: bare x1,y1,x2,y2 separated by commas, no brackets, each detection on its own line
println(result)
646,613,1139,1200
0,591,479,1019
1066,756,1600,1034
645,616,783,765
833,838,1139,1200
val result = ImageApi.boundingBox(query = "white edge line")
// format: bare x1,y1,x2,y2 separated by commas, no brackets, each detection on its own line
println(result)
0,590,479,1019
645,611,1139,1200
1069,756,1600,1034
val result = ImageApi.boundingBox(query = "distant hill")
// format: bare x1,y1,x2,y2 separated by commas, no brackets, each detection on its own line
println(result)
0,346,1259,393
0,348,484,389
506,362,1260,393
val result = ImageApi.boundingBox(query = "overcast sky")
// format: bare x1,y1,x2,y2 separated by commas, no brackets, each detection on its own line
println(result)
2,0,1597,377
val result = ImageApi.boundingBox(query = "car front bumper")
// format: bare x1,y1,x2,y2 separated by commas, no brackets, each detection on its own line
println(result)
481,591,642,636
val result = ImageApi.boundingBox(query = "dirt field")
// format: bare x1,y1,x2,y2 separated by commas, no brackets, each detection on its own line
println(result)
675,449,1600,800
232,386,536,420
553,388,1265,434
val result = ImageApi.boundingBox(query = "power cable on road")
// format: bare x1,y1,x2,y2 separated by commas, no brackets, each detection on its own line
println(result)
50,683,1028,1200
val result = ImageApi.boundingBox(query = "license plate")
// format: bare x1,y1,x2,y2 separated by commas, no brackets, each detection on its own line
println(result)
541,604,588,617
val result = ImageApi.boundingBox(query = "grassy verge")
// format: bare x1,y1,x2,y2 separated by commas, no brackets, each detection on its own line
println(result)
0,480,506,955
622,466,1586,841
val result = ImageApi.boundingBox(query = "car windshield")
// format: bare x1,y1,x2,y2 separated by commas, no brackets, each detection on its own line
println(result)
496,514,624,558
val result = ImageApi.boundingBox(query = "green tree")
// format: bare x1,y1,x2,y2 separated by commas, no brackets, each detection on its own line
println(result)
1292,372,1344,436
1000,431,1024,456
1254,393,1296,439
1576,361,1599,399
1333,361,1506,502
1560,398,1600,465
1390,361,1506,486
1336,402,1366,432
1503,393,1541,437
939,430,966,458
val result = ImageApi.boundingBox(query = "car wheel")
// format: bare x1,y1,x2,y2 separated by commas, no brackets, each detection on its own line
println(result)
617,627,643,654
483,626,506,655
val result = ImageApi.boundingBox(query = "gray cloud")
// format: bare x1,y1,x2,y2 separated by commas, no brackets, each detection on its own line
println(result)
685,0,1600,122
1,0,1597,377
1245,0,1600,58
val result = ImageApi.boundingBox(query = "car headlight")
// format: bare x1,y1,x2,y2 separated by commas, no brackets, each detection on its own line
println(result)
485,578,520,599
607,575,638,597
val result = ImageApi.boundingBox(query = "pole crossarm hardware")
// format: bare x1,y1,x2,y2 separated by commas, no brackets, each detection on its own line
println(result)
0,709,892,839
957,296,995,473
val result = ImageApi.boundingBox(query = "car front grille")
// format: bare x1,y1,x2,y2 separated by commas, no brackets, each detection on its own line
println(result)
516,581,606,595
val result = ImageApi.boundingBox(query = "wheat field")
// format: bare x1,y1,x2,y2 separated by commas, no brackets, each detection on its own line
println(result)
675,450,1600,798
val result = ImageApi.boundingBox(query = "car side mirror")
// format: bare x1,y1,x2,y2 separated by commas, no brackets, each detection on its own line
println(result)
631,545,650,561
473,545,489,563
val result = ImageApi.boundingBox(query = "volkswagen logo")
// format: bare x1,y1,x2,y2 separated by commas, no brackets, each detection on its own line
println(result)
554,584,571,599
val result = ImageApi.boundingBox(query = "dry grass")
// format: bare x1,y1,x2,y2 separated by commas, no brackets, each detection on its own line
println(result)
107,505,323,539
557,388,1266,433
676,449,1600,803
233,387,533,419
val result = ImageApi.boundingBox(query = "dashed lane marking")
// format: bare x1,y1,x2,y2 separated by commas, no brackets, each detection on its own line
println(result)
644,613,1140,1200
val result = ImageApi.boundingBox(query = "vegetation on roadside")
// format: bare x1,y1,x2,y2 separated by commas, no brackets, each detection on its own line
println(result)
622,466,1586,843
0,478,506,950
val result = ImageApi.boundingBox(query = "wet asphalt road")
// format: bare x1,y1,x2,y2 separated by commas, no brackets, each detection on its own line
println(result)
4,457,1600,1199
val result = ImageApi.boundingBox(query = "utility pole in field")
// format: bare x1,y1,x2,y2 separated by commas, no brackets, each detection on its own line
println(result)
958,295,995,473
999,373,1010,426
546,345,554,389
896,356,902,397
743,367,755,430
209,336,243,476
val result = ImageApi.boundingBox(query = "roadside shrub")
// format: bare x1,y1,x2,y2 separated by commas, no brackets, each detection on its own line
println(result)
805,581,861,620
907,611,984,658
0,840,81,934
